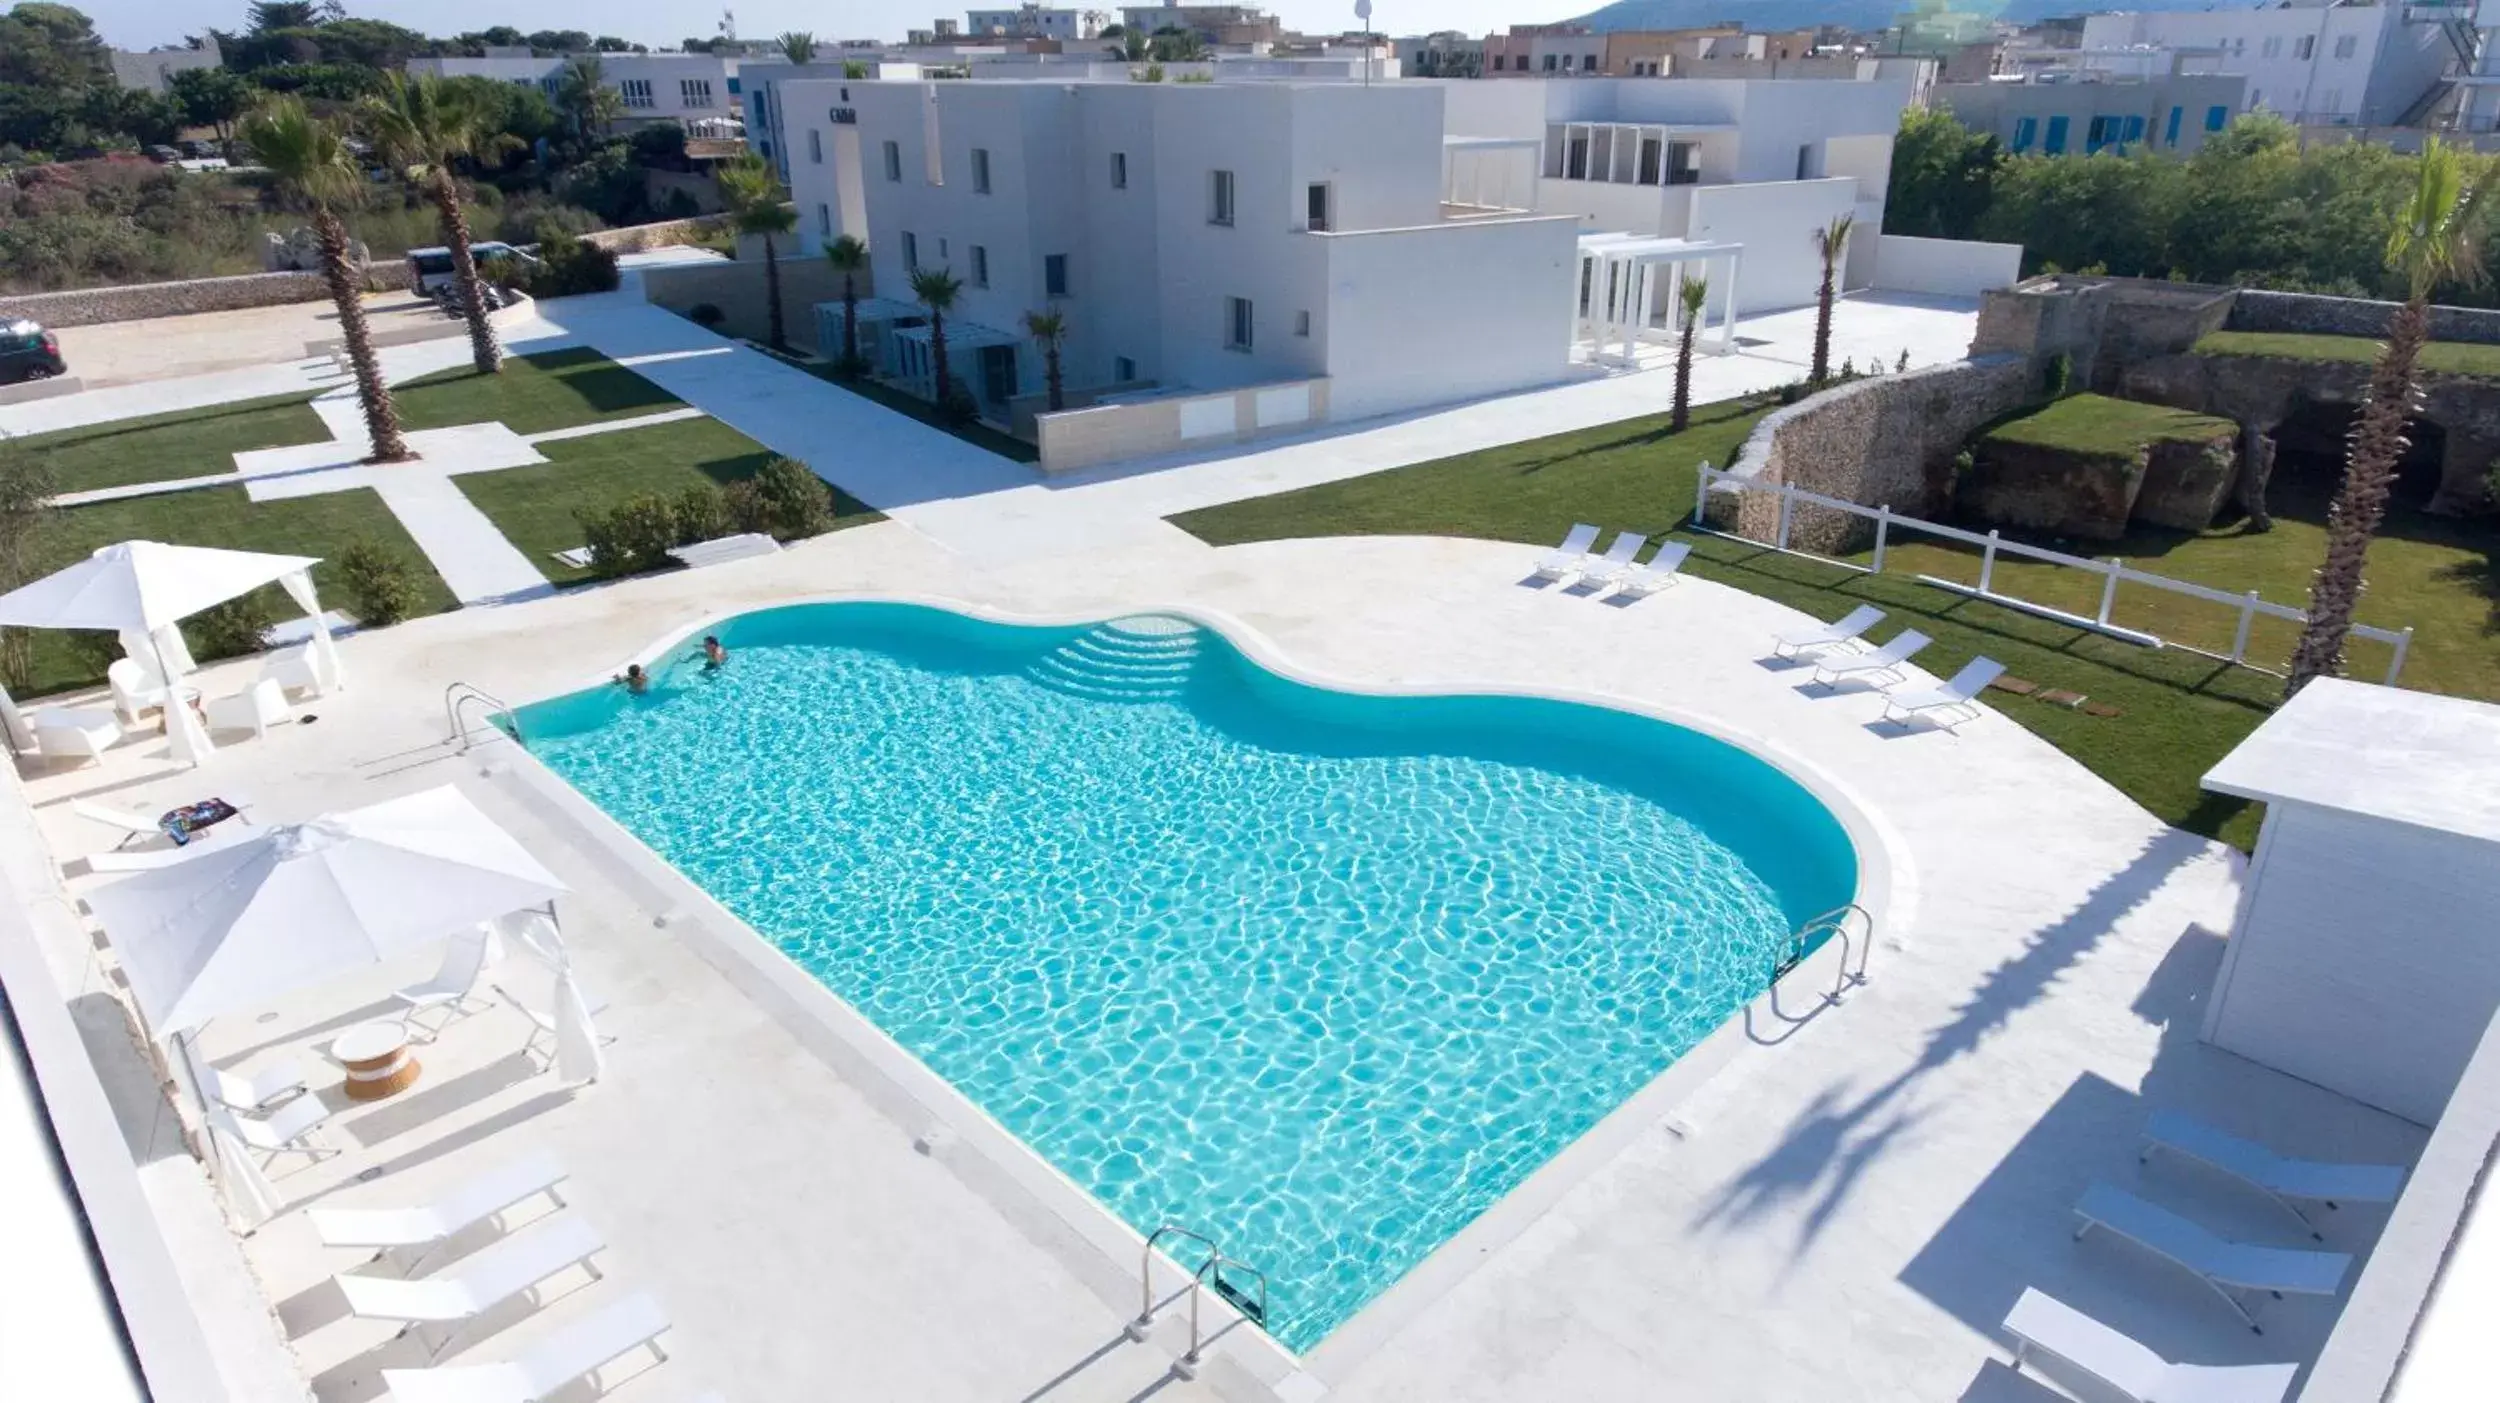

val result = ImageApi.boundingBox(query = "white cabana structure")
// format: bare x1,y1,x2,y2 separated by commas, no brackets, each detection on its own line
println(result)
1574,232,1742,366
0,542,346,766
83,785,584,1221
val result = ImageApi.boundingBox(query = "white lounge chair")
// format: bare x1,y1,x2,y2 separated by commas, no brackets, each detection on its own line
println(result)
85,822,257,872
32,708,123,766
207,1060,308,1114
259,644,326,699
1772,604,1886,659
337,1213,605,1355
1881,656,2006,731
1576,532,1648,590
1530,523,1601,581
2142,1111,2407,1239
1612,542,1692,598
311,1150,570,1272
205,678,295,740
1810,629,1931,691
2072,1182,2352,1332
105,657,173,727
379,1291,670,1403
2004,1288,2298,1403
74,793,254,848
491,982,574,1066
397,925,500,1041
217,1095,338,1168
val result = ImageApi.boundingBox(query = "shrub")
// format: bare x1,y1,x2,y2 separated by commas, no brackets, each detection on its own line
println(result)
722,478,770,536
672,482,730,543
935,384,980,425
184,591,275,662
336,539,422,628
576,493,682,577
523,231,621,298
687,302,725,328
832,351,871,380
751,457,833,539
2046,352,2073,398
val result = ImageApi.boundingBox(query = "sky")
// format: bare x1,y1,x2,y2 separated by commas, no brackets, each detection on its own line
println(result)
80,0,1590,51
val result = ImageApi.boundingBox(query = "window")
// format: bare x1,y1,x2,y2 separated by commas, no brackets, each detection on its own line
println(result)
2294,34,2314,60
2011,115,2037,152
1542,53,1557,71
1209,169,1234,225
971,244,988,287
2123,114,2145,144
1666,140,1697,185
2044,114,2069,154
2334,35,2357,58
937,237,948,259
2206,104,2229,131
883,140,902,181
1225,296,1253,351
1294,310,1310,337
1305,183,1330,232
2261,36,2281,58
680,78,714,108
2087,115,2120,151
817,203,831,235
972,147,991,193
2165,104,2183,146
1795,143,1812,180
1559,53,1572,71
2251,88,2265,109
809,129,823,163
1045,254,1068,297
1111,151,1127,188
901,231,919,269
1114,355,1137,381
2322,88,2342,116
1583,53,1598,71
619,78,655,109
1490,53,1504,70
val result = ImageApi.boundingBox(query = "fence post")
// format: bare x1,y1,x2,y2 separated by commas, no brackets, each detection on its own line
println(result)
1774,488,1793,553
2387,627,2414,686
2096,560,2121,627
1693,462,1711,527
2230,590,2259,664
1978,530,2000,595
1871,505,1892,575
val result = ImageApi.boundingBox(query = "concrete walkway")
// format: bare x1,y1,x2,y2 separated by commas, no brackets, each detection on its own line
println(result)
368,469,552,605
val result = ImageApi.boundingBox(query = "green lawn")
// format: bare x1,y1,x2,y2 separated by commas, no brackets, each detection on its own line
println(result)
454,416,882,583
393,347,684,434
16,485,458,698
1982,393,2236,459
2193,330,2500,380
6,392,324,491
1169,395,2500,851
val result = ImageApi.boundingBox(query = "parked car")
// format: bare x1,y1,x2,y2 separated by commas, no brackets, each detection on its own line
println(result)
0,320,65,385
405,243,539,295
147,144,181,163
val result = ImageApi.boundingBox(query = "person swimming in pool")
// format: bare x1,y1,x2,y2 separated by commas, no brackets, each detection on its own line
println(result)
616,663,649,694
692,635,727,672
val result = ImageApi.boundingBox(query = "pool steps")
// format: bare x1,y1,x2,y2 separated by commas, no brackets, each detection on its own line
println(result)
1029,618,1204,702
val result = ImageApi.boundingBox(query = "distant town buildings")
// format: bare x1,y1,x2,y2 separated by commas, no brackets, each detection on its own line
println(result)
2079,2,2466,129
107,35,222,94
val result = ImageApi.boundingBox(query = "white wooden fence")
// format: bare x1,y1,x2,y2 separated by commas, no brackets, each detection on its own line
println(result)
1694,464,2414,686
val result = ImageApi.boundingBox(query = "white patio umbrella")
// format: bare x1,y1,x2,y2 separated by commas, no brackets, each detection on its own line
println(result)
0,541,346,766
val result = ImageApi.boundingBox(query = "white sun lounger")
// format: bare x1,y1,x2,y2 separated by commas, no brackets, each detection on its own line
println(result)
2142,1111,2407,1238
207,1060,308,1114
669,533,782,569
1531,523,1601,581
310,1150,570,1271
1614,541,1692,597
217,1095,337,1168
1810,629,1931,690
1576,532,1648,589
338,1213,604,1354
379,1291,670,1403
1881,657,2006,731
1772,604,1886,659
396,925,500,1040
2004,1288,2298,1403
2073,1183,2352,1332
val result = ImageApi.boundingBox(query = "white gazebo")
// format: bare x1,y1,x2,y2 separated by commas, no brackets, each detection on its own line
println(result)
83,785,587,1219
1574,232,1743,366
0,541,346,766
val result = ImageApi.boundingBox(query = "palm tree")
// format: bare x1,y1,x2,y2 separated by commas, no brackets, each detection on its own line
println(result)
239,97,408,462
777,30,816,65
909,266,964,407
1104,24,1148,61
825,234,869,374
718,155,799,351
554,57,622,144
362,74,518,375
2287,138,2495,696
1670,273,1708,433
1809,213,1855,384
1023,309,1067,411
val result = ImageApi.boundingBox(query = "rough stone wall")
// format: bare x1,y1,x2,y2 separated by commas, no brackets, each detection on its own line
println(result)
2229,288,2500,346
1973,277,2108,377
1712,355,2036,552
2087,283,2236,392
0,265,415,329
2136,433,2241,531
1962,438,2146,541
581,214,736,254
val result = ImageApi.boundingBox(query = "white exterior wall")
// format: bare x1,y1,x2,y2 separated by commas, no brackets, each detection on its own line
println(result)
1686,178,1860,312
1321,217,1578,420
2205,804,2500,1126
2081,7,2447,125
1869,233,2023,298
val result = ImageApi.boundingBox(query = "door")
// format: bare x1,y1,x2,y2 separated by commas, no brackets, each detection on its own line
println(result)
980,343,1018,408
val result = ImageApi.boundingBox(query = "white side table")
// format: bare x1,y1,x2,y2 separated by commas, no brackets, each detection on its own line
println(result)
334,1021,422,1101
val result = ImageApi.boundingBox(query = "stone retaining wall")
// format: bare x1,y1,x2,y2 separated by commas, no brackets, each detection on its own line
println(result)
0,265,415,329
581,213,734,254
2230,287,2500,346
1712,356,2036,552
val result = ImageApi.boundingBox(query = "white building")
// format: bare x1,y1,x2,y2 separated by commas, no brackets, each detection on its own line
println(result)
2452,2,2500,131
406,53,745,132
1934,69,2249,158
965,6,1093,40
777,78,1580,424
2080,1,2466,128
107,36,222,94
738,59,924,180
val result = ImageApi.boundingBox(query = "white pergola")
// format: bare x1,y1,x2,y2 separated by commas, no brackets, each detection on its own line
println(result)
1575,232,1743,366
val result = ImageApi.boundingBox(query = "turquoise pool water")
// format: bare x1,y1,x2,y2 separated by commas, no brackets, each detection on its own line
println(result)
517,603,1856,1350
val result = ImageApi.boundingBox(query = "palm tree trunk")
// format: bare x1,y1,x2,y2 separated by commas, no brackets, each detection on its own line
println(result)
763,233,786,351
1811,260,1836,383
930,312,951,403
1672,317,1697,432
841,273,859,369
2286,295,2427,696
433,173,502,376
315,206,409,463
1045,344,1063,411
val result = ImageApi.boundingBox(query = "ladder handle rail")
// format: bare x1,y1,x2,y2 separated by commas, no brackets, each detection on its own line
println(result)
1771,903,1874,997
443,682,521,751
1136,1225,1221,1332
1183,1254,1270,1368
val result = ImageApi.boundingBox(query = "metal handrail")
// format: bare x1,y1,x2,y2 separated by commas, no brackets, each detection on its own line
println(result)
443,681,519,752
1179,1254,1269,1377
1772,902,1874,1000
1129,1224,1220,1341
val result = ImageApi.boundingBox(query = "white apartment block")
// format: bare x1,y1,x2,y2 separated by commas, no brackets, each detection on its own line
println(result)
2453,2,2500,130
965,7,1093,40
1933,70,2249,157
406,53,744,131
2080,1,2465,127
777,79,1581,423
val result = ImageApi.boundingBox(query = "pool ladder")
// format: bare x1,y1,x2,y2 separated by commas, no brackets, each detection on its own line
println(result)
444,681,520,752
1127,1224,1270,1381
1772,902,1874,1002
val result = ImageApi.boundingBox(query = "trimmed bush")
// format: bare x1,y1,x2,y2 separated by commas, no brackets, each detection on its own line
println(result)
184,591,275,661
576,493,682,577
722,478,770,537
752,457,832,539
336,538,422,628
687,302,725,329
524,232,622,298
672,482,730,543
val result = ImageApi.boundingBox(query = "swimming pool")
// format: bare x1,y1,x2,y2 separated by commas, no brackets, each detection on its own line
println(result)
516,602,1859,1350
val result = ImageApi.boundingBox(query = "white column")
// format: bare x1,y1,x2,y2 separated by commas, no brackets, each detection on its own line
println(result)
153,630,212,765
1717,253,1742,353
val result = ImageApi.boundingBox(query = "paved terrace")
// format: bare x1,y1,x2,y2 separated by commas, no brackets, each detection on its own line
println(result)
13,526,2424,1402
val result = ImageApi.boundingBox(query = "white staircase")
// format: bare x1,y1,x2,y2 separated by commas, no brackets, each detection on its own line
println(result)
1028,615,1204,701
